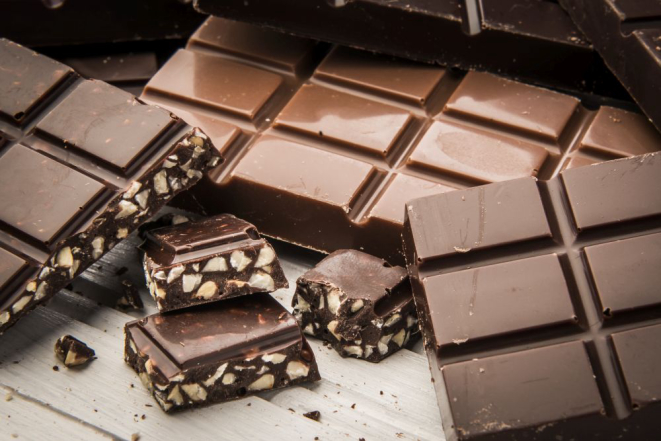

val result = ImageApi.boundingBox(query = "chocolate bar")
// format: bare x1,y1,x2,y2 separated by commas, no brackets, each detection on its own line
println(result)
142,214,288,312
55,335,95,367
402,152,661,439
0,40,221,333
292,250,419,362
2,0,205,47
559,0,661,132
192,0,626,95
124,293,321,412
142,17,661,265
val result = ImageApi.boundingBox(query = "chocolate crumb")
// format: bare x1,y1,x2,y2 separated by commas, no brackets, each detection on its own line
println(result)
52,366,59,372
115,266,129,276
351,403,356,409
303,410,321,421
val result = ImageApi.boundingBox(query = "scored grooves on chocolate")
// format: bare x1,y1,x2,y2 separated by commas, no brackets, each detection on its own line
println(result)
142,17,661,264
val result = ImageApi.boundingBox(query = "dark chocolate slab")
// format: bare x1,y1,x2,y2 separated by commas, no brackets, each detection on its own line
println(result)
0,39,221,333
142,214,288,312
142,17,661,265
559,0,661,132
192,0,626,96
1,0,205,47
403,152,661,440
125,293,321,412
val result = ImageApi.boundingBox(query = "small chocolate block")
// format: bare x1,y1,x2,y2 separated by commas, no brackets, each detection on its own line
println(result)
124,293,320,412
292,250,419,362
142,214,288,312
55,335,95,367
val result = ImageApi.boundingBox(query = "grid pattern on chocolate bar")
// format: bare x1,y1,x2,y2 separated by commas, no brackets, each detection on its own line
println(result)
404,152,661,437
0,39,215,332
141,17,661,263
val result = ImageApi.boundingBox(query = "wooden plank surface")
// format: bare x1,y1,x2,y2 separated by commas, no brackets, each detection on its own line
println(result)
0,215,444,441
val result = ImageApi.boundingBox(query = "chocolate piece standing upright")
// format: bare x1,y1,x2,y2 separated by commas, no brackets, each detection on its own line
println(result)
124,293,321,413
142,17,661,265
142,214,288,312
292,250,419,362
55,335,96,367
559,0,661,132
192,0,625,95
0,39,221,333
402,152,661,440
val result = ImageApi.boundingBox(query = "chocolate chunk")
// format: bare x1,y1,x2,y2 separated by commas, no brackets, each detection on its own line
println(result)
124,293,321,412
192,0,625,96
293,250,419,362
0,40,221,333
116,280,144,311
403,152,661,440
54,335,95,367
303,410,321,421
141,214,288,312
3,0,205,47
142,17,661,266
559,0,661,132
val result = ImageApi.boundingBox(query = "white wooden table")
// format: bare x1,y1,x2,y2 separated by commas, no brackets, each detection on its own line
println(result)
0,215,444,441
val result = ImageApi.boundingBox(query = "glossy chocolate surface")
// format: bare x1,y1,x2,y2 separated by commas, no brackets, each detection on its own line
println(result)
0,39,219,333
192,0,626,95
403,152,661,439
142,17,661,265
560,0,661,132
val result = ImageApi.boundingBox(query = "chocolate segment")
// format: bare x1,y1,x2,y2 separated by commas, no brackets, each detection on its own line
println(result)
142,214,288,312
124,293,321,412
402,152,661,440
0,39,221,333
559,0,661,132
292,250,419,362
55,335,96,367
192,0,625,95
142,17,661,265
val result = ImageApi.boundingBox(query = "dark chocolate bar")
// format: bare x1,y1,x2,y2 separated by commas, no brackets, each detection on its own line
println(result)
124,293,321,412
402,152,661,439
142,17,661,265
559,0,661,132
2,0,205,47
192,0,626,95
142,214,288,312
292,250,419,362
0,39,221,333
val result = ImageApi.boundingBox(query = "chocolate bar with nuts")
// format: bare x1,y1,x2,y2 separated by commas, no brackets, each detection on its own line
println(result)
55,335,95,367
141,214,288,312
124,293,321,412
0,39,221,333
292,250,419,362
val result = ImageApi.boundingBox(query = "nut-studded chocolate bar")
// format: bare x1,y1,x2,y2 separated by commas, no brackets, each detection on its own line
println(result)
0,39,221,333
292,250,419,362
124,293,321,412
142,214,288,312
403,152,661,440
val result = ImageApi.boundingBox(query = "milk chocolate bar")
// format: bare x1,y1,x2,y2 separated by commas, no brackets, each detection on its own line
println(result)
192,0,626,95
2,0,205,47
402,152,661,439
142,214,288,312
142,17,661,265
124,293,321,412
292,250,419,362
559,0,661,132
0,39,221,333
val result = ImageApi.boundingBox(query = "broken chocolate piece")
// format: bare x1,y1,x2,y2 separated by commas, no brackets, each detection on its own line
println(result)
55,335,95,367
116,280,144,311
0,39,221,333
124,293,320,412
292,250,419,363
403,152,661,440
303,410,321,422
141,214,288,312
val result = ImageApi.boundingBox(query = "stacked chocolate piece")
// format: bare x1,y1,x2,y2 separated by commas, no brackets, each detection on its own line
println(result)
1,0,660,437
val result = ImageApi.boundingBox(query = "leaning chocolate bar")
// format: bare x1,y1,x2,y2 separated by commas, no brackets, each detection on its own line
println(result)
403,152,661,439
0,39,221,333
292,250,419,362
141,214,288,312
124,293,321,412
